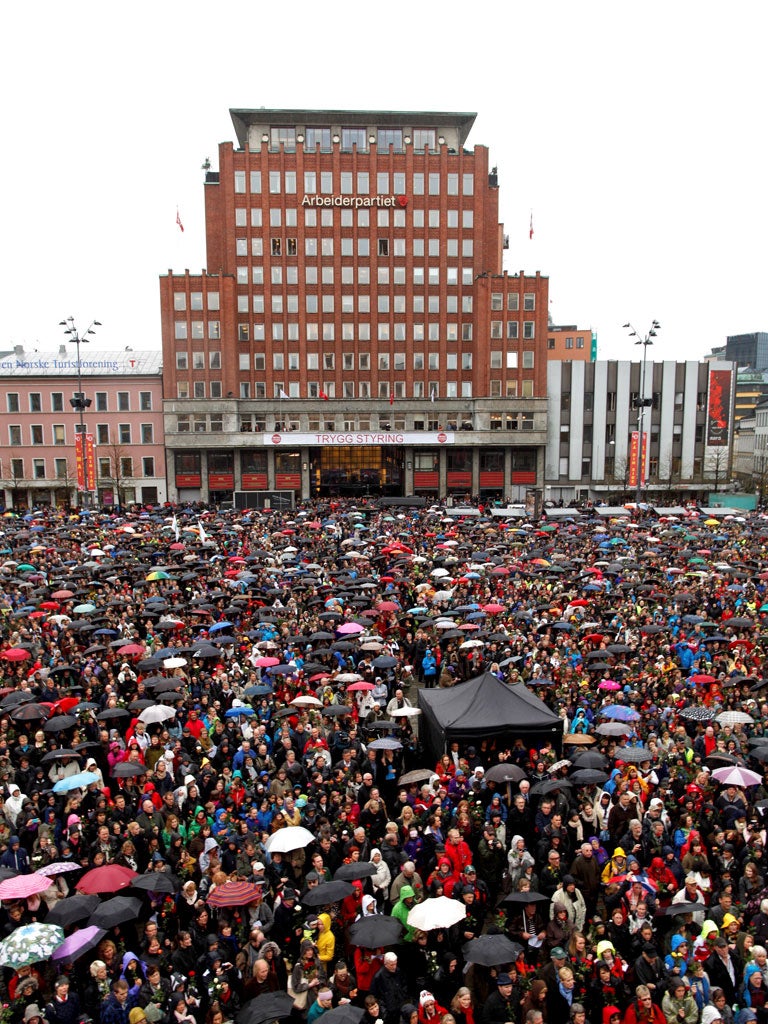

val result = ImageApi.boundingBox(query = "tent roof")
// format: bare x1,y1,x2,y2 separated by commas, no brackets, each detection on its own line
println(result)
418,671,561,734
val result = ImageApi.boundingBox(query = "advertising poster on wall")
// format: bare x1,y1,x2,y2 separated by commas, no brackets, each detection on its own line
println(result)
707,369,732,447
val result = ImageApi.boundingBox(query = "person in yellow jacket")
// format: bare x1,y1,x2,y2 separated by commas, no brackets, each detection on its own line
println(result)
316,912,336,979
601,847,628,886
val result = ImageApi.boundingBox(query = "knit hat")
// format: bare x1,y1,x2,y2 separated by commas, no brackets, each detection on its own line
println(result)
419,992,435,1007
129,1011,147,1024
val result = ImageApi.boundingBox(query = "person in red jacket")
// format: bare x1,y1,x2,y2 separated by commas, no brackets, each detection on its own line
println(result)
623,986,666,1024
443,828,471,878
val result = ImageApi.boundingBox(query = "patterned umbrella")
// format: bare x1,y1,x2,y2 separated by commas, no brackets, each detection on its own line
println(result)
0,923,65,967
36,862,81,878
207,881,263,908
716,710,755,727
0,873,53,900
679,706,716,721
615,746,654,763
712,766,764,787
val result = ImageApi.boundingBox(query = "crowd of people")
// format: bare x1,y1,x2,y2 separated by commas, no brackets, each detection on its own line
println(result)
0,499,765,1024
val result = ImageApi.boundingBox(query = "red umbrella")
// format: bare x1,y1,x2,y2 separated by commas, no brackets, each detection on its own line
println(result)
117,644,145,657
39,602,61,611
481,603,506,614
691,674,716,684
206,880,262,908
51,590,74,600
377,601,400,612
1,648,31,661
76,864,138,894
0,873,54,900
54,697,81,714
347,681,375,692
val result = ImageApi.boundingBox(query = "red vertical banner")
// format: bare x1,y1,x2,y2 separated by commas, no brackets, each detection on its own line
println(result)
84,435,96,492
707,369,732,447
639,431,648,487
628,431,640,488
75,435,86,491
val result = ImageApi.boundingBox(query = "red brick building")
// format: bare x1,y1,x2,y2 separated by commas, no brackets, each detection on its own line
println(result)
160,109,549,501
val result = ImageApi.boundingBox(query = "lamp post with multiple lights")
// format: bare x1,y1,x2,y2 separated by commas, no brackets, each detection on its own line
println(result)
623,320,660,503
59,317,100,506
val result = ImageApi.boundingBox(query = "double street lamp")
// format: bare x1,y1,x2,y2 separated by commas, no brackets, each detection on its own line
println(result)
623,320,660,503
59,317,101,505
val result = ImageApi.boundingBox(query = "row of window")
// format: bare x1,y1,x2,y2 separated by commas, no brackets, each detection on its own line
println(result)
263,126,439,154
560,391,708,412
235,290,474,313
244,237,477,259
234,207,474,230
175,380,477,404
7,424,155,446
559,423,706,444
4,456,155,481
232,352,479,372
233,322,478,342
236,265,477,287
173,292,220,312
236,414,474,434
235,169,474,196
7,392,154,414
548,336,586,349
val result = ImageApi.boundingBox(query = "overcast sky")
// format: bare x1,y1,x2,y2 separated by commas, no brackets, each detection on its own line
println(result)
2,1,765,362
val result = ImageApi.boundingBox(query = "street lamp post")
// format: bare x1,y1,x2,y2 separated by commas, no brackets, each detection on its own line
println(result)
59,317,101,506
623,320,660,503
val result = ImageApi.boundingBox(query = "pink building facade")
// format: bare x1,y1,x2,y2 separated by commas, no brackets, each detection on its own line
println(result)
0,346,166,508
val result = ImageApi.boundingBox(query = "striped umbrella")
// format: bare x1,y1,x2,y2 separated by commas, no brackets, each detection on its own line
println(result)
207,880,263,908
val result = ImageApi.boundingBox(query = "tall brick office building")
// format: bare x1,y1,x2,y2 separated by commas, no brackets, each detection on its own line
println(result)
160,109,550,502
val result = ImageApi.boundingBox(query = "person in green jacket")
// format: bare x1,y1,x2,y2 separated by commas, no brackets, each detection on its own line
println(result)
391,885,417,941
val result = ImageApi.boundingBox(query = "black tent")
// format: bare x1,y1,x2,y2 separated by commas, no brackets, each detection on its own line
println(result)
418,671,562,760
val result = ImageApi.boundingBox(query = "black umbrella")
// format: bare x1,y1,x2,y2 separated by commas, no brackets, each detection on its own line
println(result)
614,747,653,763
570,751,607,769
321,1007,365,1024
43,714,77,732
97,708,130,722
111,762,148,778
484,764,527,784
462,933,523,966
658,902,704,916
46,893,100,927
131,871,179,894
238,993,295,1024
41,748,80,763
89,895,143,929
501,891,550,905
301,880,354,906
320,705,353,717
334,862,377,882
570,769,609,786
11,704,50,721
348,915,403,948
529,778,573,796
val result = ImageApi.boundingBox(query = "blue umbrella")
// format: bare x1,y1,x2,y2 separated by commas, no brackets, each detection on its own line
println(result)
598,705,640,722
209,621,234,633
53,771,100,794
225,706,254,718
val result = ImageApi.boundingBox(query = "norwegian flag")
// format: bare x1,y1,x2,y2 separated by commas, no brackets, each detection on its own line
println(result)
176,208,184,233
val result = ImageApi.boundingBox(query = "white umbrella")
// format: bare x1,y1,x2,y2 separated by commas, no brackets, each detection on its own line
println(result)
139,705,177,724
431,590,454,604
431,568,450,578
163,657,187,669
711,766,763,787
716,711,755,727
459,639,485,650
291,695,323,707
390,707,421,718
335,673,363,683
407,896,466,931
265,826,316,854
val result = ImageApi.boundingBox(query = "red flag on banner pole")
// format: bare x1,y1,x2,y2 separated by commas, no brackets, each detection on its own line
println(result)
529,212,533,240
176,209,184,233
389,391,394,406
319,390,329,401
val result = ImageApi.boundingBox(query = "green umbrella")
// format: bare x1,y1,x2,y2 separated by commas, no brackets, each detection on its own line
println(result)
16,564,36,572
0,923,65,967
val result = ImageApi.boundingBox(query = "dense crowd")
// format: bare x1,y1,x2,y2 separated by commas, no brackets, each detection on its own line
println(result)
0,499,766,1024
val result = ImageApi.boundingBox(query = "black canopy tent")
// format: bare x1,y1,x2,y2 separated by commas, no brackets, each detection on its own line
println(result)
418,671,563,760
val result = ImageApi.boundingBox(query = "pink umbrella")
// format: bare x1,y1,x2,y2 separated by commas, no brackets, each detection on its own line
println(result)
337,623,365,634
254,656,280,668
347,681,375,692
117,644,145,657
0,873,53,900
482,603,506,614
598,680,621,691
